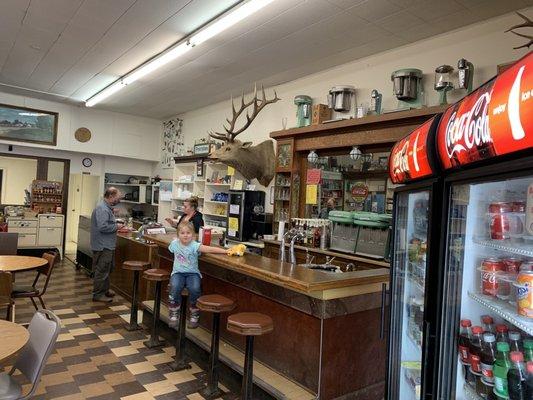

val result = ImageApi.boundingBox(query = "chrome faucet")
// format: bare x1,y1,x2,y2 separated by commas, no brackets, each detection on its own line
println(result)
289,231,305,265
280,229,293,263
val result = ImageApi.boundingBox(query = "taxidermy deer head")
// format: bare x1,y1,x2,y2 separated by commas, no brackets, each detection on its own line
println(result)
506,12,533,49
208,84,280,187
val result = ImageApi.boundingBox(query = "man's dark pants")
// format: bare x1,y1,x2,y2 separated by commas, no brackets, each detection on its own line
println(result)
92,249,114,298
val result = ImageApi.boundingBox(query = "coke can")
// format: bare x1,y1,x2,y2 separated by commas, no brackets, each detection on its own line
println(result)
516,271,533,318
482,258,504,297
489,202,513,240
504,258,523,274
201,228,212,246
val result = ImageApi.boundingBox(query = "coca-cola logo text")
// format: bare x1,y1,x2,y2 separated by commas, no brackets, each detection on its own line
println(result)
445,92,493,159
392,140,409,175
482,272,496,284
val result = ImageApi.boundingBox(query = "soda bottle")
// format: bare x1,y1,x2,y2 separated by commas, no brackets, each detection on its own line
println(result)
494,342,512,399
510,331,524,353
526,362,533,399
524,339,533,362
507,351,527,400
482,315,495,334
459,319,473,364
471,326,484,375
481,333,497,384
496,324,510,343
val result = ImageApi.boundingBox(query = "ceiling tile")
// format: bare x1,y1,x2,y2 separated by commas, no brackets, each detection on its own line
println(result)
407,0,466,22
350,0,403,22
375,10,426,33
324,0,366,10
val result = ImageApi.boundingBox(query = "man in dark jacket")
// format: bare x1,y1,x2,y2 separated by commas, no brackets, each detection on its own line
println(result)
91,187,123,302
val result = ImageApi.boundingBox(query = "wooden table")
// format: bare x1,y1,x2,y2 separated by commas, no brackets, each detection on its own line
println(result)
0,256,48,272
0,320,29,363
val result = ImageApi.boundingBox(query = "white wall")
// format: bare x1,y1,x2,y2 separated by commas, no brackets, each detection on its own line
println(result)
0,156,37,204
0,92,162,162
177,9,532,157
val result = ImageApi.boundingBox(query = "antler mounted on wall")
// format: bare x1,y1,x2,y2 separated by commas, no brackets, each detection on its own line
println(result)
506,12,533,49
208,84,280,187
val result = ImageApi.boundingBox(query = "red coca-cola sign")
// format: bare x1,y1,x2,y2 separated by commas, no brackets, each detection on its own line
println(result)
437,52,533,169
389,116,440,184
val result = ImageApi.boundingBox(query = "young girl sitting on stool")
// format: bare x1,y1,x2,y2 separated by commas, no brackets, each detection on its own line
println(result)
168,222,227,328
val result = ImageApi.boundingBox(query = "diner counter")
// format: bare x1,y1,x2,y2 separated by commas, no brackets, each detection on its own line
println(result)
136,233,389,399
144,233,389,299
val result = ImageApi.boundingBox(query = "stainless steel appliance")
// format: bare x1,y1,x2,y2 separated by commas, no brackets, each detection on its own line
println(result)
329,211,358,253
457,58,474,93
434,64,454,105
327,85,356,121
390,69,423,110
76,215,93,276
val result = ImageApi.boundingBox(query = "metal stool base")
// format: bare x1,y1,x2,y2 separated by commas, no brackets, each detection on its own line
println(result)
143,338,165,349
124,323,142,331
200,386,223,399
169,359,191,371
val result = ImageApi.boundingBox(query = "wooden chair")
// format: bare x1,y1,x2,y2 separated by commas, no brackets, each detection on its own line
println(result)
0,271,14,321
12,252,57,311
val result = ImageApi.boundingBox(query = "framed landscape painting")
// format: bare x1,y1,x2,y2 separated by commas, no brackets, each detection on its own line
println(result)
0,104,58,146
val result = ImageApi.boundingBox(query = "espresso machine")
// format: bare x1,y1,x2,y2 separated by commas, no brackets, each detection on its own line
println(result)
294,95,312,127
327,85,356,121
390,69,423,110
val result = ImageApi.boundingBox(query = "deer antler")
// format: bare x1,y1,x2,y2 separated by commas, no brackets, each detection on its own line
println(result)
209,84,280,142
506,12,533,49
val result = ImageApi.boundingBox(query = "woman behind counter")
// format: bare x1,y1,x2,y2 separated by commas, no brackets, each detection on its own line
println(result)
165,196,204,233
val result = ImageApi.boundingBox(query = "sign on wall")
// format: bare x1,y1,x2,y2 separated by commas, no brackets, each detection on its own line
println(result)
161,118,184,169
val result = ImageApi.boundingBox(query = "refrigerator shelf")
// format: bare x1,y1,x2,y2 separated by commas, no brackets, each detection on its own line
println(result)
473,237,533,257
463,383,482,400
407,331,422,353
468,292,533,335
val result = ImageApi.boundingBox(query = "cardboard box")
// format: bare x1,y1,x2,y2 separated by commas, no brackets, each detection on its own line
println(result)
312,104,331,125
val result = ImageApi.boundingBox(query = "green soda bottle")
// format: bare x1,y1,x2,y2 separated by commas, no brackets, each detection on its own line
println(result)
493,342,511,399
524,339,533,363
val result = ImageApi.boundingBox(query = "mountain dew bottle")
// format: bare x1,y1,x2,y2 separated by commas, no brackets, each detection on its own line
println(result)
493,342,512,399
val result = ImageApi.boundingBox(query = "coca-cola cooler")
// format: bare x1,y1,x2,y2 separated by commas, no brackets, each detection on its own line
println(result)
386,115,445,399
432,52,533,399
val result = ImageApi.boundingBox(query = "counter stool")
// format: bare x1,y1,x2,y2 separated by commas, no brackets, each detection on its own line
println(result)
170,288,191,371
227,312,273,400
122,260,151,331
143,268,170,348
198,294,235,399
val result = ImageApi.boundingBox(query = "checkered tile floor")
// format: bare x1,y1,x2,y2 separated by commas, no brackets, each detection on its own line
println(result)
5,258,236,400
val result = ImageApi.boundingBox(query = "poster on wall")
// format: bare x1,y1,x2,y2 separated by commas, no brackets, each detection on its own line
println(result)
161,118,184,169
158,181,172,202
0,104,58,146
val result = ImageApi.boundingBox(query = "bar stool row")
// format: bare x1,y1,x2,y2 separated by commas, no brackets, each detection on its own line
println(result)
122,260,273,400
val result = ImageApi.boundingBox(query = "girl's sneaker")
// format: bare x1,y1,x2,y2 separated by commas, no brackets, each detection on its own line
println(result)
188,308,200,329
169,306,180,325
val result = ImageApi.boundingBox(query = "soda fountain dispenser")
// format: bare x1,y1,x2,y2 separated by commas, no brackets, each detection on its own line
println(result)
327,85,356,121
434,64,454,106
457,58,474,94
390,68,423,110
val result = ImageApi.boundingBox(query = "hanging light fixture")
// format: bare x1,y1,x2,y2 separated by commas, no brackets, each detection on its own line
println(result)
349,146,362,161
307,150,319,164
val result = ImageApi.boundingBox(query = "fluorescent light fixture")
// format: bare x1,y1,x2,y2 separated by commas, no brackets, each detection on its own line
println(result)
123,42,191,85
85,0,276,107
190,0,276,46
86,81,125,107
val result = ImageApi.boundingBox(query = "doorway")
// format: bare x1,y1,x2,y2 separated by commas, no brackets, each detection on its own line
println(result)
66,173,100,258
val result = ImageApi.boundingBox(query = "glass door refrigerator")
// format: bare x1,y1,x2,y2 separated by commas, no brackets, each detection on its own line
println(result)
434,52,533,400
387,115,444,400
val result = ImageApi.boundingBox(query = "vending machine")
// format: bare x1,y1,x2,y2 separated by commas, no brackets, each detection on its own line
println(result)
386,114,445,399
434,52,533,400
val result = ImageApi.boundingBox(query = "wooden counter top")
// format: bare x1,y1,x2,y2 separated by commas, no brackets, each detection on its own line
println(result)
117,232,158,247
144,233,389,295
263,239,390,268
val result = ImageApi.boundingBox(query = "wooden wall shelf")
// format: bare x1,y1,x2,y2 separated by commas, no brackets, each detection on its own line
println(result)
270,105,447,152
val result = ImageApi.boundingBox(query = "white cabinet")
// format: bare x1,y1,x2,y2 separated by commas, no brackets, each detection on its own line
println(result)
7,214,64,251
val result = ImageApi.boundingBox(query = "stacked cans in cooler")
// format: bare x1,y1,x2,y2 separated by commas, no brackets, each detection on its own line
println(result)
458,316,533,399
489,202,527,241
481,257,533,319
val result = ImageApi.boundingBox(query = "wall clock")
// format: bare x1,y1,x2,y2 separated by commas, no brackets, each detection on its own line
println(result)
82,157,93,168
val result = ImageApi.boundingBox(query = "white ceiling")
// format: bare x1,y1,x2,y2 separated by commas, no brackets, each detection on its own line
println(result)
0,0,531,119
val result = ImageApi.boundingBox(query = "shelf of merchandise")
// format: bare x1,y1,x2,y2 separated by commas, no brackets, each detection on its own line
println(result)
468,292,533,335
205,200,228,205
463,383,482,400
473,237,533,258
206,183,231,187
204,212,227,218
204,225,226,232
106,182,148,187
